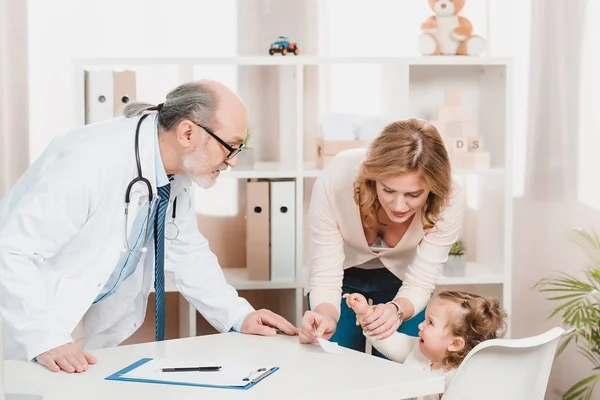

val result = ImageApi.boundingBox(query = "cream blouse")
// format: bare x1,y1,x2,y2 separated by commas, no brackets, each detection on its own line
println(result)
307,148,464,318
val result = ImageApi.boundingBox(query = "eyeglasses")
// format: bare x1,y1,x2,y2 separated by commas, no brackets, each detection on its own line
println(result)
193,122,244,160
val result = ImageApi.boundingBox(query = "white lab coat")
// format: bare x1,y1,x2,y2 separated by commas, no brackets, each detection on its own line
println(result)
0,114,254,360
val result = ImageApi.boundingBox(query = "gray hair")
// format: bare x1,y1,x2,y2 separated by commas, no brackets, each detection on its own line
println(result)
123,81,218,131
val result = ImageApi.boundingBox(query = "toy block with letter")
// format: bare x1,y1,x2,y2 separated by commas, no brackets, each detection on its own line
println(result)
433,89,491,169
450,137,468,152
468,137,484,152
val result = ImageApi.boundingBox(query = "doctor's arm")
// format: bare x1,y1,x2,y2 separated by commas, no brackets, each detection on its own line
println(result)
0,155,97,370
164,190,297,336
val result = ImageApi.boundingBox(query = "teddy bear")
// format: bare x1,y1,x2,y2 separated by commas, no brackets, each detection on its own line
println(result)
418,0,485,56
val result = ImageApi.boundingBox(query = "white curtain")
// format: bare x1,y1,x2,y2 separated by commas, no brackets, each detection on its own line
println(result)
0,0,29,198
523,0,588,201
512,0,600,398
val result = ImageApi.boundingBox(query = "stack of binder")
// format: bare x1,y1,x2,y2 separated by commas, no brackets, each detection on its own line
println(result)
245,179,296,282
84,69,137,124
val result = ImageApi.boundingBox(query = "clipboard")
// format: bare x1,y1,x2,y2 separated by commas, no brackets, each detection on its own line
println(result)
105,358,279,390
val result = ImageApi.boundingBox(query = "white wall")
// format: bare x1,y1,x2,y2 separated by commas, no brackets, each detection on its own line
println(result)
27,0,237,161
514,201,600,399
0,0,29,197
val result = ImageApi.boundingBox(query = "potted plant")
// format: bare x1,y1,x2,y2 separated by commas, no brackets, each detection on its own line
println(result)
237,128,255,169
444,239,466,276
535,227,600,400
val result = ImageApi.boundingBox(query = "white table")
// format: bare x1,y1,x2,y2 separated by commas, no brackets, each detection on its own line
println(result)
4,333,444,400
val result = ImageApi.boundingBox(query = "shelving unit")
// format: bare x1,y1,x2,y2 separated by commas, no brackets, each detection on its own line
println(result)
73,55,513,339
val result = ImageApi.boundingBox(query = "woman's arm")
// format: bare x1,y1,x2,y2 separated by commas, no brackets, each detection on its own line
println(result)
395,182,465,317
306,167,347,321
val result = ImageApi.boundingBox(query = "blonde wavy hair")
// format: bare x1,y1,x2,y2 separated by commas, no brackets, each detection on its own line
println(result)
353,118,452,230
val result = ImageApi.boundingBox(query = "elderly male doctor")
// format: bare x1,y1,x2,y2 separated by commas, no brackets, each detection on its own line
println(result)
0,80,298,373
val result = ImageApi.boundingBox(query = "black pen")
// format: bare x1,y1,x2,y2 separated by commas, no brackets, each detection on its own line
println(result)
161,366,222,372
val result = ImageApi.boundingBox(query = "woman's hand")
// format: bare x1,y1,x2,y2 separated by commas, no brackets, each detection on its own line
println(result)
299,310,337,344
361,303,401,339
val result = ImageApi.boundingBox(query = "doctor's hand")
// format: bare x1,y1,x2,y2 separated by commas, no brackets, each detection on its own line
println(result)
240,309,299,337
36,342,97,373
299,310,336,344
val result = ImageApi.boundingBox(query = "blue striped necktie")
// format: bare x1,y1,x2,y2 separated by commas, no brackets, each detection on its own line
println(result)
154,183,171,341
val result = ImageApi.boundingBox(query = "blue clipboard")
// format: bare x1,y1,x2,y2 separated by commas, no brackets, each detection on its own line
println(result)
105,358,279,390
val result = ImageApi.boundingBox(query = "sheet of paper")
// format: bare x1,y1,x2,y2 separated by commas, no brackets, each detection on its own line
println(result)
122,358,274,387
317,338,344,354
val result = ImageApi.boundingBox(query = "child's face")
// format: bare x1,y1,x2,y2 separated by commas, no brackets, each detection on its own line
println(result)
417,298,462,363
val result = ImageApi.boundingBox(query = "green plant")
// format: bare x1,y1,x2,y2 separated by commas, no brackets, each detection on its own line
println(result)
243,128,252,148
448,239,465,256
535,227,600,400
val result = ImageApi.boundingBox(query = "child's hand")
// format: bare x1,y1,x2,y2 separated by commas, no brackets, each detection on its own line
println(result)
343,293,371,316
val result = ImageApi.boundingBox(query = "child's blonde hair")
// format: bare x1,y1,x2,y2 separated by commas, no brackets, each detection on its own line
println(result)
436,291,507,369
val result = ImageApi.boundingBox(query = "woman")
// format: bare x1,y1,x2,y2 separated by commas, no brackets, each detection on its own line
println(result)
299,118,464,356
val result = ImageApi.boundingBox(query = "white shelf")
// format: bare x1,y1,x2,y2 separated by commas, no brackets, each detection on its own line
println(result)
452,168,505,176
222,162,298,179
301,162,504,179
73,54,513,337
154,271,302,292
161,265,502,292
222,267,304,290
438,263,505,285
74,56,512,68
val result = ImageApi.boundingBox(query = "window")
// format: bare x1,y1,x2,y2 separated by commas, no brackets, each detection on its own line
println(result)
577,0,600,209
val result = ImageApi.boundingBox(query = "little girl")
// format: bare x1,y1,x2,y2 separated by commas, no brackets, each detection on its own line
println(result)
344,290,507,400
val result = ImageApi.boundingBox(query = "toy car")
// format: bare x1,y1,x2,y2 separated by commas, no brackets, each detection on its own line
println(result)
269,36,299,56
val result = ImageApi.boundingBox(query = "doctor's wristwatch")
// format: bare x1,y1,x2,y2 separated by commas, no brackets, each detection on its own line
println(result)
386,300,405,322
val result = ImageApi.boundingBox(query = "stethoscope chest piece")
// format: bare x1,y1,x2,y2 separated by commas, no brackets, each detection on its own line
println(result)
165,221,179,240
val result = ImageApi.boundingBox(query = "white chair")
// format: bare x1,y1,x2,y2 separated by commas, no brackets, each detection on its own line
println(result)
442,327,564,400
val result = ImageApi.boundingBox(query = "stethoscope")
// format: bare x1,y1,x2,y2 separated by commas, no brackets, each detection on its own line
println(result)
123,108,179,254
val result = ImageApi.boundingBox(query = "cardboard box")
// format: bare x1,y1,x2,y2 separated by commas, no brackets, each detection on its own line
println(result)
315,138,371,169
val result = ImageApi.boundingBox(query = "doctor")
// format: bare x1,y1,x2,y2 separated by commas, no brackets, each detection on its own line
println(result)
0,80,298,373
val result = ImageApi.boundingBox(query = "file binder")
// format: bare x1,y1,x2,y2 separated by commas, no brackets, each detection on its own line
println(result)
84,70,137,124
105,358,278,390
269,180,296,282
85,70,113,124
112,70,137,116
246,180,271,281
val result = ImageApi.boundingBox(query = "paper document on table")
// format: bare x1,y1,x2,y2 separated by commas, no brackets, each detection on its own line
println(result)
317,338,344,354
108,358,278,389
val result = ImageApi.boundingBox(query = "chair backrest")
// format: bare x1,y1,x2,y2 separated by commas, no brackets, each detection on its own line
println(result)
442,327,564,400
